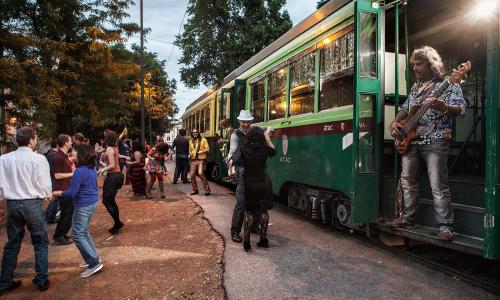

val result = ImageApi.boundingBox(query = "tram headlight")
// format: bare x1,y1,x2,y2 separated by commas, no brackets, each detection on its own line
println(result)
471,0,497,19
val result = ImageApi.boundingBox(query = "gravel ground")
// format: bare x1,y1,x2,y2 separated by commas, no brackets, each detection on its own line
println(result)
170,162,497,300
0,176,224,299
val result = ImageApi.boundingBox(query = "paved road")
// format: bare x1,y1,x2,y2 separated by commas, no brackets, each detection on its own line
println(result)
165,163,496,300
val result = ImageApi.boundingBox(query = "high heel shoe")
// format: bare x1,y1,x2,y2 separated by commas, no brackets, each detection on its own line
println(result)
243,241,251,252
257,238,268,248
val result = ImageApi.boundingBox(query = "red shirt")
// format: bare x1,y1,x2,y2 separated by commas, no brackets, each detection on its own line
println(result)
53,149,72,190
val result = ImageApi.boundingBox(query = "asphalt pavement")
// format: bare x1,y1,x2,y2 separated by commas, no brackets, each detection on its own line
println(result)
165,162,496,300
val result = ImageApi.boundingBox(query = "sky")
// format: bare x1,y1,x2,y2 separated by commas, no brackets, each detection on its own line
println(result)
125,1,318,119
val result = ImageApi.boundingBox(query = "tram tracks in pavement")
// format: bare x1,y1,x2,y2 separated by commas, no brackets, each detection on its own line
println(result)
273,202,500,296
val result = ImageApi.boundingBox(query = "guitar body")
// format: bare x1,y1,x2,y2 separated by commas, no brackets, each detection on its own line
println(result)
394,105,420,155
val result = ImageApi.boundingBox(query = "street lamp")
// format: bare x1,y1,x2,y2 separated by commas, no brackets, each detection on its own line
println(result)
140,0,145,146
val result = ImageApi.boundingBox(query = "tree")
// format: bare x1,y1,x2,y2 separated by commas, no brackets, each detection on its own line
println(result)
175,0,292,88
317,0,330,9
1,0,178,141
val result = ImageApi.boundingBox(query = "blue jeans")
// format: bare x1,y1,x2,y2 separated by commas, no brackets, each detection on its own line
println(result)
45,197,59,222
230,166,246,235
0,200,49,288
72,203,100,268
400,140,453,230
174,156,189,183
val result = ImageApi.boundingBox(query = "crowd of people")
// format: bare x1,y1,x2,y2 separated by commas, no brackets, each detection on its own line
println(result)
0,109,276,295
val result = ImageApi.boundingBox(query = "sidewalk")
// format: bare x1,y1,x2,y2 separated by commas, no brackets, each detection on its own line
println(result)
168,162,496,300
0,177,224,299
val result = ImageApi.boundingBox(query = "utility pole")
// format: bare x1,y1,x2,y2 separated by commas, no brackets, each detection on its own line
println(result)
140,0,145,146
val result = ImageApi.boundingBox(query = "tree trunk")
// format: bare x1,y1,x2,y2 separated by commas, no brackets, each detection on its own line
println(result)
56,108,73,134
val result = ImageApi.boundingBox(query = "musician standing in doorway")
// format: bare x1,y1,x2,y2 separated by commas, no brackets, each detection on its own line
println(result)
389,46,467,241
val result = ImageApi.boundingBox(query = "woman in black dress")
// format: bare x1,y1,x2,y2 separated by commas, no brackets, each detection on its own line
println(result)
231,126,275,252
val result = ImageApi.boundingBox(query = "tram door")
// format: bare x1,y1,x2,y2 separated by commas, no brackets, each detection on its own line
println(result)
351,0,383,223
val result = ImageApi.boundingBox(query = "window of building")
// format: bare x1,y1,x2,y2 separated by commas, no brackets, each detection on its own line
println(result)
290,52,315,116
267,68,287,120
319,30,354,111
250,78,265,123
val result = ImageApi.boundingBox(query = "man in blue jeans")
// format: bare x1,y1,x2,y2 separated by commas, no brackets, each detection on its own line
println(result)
0,127,52,295
389,46,466,241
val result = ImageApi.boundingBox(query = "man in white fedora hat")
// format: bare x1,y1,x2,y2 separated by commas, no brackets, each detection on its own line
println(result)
228,110,254,242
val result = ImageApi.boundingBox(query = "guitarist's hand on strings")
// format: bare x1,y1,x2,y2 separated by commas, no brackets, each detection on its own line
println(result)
389,120,404,138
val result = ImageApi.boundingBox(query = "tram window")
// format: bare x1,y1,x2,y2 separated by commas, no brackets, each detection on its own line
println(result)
319,31,355,111
216,94,220,132
204,105,210,132
201,109,205,132
358,94,376,173
268,68,287,120
290,52,315,116
223,92,231,119
197,111,201,132
251,79,265,123
235,85,246,113
359,12,377,78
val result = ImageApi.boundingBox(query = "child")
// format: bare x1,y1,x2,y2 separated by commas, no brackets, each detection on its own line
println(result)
52,143,103,278
145,142,171,198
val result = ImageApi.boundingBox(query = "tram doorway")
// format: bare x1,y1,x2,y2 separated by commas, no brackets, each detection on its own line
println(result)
380,0,489,255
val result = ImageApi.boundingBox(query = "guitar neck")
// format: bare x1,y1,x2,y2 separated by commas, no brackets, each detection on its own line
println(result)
403,78,450,132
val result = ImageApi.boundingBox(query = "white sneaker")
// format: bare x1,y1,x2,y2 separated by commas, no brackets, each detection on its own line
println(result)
79,258,102,268
80,263,103,278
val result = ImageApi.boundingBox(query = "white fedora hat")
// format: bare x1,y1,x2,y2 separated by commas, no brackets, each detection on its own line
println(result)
237,110,254,121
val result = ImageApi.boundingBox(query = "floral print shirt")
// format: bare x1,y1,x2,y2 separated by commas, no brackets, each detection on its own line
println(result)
400,77,466,145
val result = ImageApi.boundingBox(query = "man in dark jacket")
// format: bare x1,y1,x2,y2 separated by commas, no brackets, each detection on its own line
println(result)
172,129,190,184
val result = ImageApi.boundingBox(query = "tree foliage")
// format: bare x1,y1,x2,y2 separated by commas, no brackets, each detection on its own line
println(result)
0,0,177,139
175,0,292,88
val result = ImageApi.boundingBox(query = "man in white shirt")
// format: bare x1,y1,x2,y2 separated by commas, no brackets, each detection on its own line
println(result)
0,127,52,295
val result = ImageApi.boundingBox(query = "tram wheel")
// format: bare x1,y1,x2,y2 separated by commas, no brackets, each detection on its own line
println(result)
287,185,307,213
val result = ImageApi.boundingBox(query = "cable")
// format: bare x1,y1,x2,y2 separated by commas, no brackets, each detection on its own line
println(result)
166,2,189,68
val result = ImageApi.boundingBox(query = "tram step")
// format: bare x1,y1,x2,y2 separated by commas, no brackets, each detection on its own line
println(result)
375,223,484,257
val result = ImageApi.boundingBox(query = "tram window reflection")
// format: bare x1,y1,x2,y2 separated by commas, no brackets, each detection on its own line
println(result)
251,78,265,123
319,31,354,111
268,68,287,120
359,12,377,78
290,52,315,116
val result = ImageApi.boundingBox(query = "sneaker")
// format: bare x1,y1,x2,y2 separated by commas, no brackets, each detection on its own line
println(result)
79,258,102,268
0,280,22,296
437,228,453,241
80,262,103,278
190,191,199,195
53,236,73,245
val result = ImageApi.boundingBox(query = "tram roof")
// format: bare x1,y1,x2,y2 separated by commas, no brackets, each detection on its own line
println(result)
221,0,351,85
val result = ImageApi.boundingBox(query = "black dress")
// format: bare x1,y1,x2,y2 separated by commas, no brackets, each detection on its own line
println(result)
233,143,276,212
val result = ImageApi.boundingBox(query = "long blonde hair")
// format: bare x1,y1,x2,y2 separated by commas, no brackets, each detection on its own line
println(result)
410,46,445,78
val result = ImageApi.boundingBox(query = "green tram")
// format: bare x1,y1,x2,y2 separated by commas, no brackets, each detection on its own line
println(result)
181,0,500,259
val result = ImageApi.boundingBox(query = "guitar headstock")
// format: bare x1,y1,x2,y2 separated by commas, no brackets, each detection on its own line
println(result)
449,61,471,84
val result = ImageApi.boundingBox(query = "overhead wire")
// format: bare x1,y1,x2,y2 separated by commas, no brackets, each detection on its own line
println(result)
166,3,189,68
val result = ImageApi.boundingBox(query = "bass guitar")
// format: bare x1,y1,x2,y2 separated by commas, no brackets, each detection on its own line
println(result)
394,61,471,155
